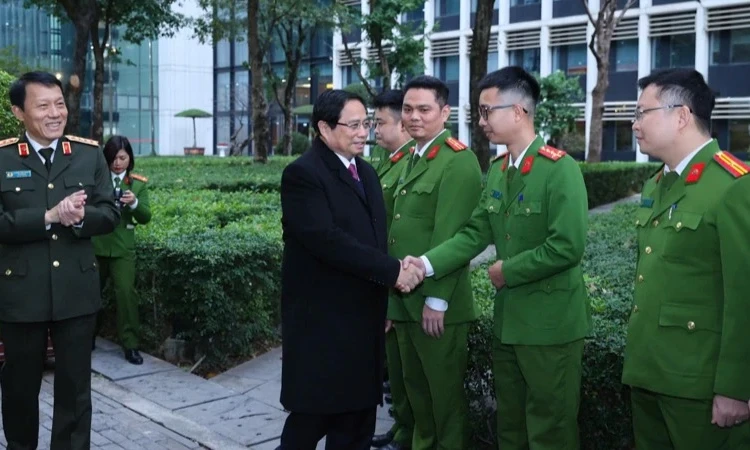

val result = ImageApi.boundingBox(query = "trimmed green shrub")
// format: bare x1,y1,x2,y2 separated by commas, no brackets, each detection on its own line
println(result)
579,162,659,209
466,203,638,449
0,70,23,138
274,132,310,156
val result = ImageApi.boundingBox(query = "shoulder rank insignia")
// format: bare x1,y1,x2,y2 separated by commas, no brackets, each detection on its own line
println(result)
18,142,29,157
130,173,148,183
65,135,99,147
62,141,72,155
685,162,705,184
521,156,534,175
0,137,19,148
713,151,749,178
538,145,566,161
491,152,507,163
427,145,440,160
445,137,467,152
391,150,406,163
500,154,509,171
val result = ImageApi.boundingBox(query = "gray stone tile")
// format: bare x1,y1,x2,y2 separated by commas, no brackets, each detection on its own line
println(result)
94,337,122,352
223,347,282,382
118,370,236,411
208,373,265,394
245,379,284,411
249,438,281,449
92,350,178,381
232,418,284,446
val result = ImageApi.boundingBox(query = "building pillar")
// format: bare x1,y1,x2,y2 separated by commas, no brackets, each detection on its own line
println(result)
635,4,651,162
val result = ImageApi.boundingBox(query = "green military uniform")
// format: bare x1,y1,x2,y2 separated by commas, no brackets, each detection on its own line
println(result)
622,139,750,449
376,139,415,447
92,172,151,350
370,144,392,176
387,129,482,450
425,136,591,450
0,134,119,449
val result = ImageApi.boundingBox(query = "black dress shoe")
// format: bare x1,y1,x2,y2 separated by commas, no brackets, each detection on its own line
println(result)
379,442,410,450
124,349,143,365
371,430,394,447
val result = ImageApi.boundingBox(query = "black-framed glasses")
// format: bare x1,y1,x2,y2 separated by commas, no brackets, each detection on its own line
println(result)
633,104,690,122
336,120,373,131
478,104,529,121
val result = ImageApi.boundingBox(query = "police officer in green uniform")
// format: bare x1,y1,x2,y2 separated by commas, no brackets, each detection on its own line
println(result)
0,71,119,449
370,89,415,450
93,135,151,365
369,141,391,176
388,76,482,450
623,69,750,449
406,67,591,450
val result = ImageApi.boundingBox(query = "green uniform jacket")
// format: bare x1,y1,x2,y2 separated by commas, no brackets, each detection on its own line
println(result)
93,174,151,258
425,136,591,345
622,140,750,402
0,135,120,322
369,145,391,175
377,140,415,228
387,131,482,324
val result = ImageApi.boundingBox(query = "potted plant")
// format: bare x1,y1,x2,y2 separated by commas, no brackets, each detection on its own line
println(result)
175,108,212,155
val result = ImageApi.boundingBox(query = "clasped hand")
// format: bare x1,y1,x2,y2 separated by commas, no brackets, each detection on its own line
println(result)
395,258,425,293
49,190,86,226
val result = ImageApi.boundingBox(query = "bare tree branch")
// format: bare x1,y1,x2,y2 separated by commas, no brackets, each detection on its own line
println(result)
614,0,638,26
341,35,377,98
581,0,598,27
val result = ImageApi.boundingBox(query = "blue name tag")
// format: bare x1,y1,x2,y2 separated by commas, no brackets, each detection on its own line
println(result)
640,198,654,208
5,170,31,179
491,190,502,199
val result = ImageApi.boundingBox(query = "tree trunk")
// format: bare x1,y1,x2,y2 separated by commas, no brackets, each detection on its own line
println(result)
248,0,270,163
469,0,494,172
90,22,108,145
64,10,94,136
587,32,612,163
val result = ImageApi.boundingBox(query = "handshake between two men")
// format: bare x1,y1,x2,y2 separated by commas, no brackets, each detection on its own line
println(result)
44,190,88,226
394,255,507,293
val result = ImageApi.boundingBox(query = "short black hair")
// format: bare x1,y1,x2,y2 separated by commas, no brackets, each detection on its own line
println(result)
477,66,541,111
403,76,449,107
312,89,367,134
373,89,404,119
637,69,714,135
103,135,135,173
9,72,64,110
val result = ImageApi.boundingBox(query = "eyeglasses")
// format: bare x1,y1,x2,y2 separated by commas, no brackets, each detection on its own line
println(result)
632,104,689,122
336,120,372,131
478,104,529,121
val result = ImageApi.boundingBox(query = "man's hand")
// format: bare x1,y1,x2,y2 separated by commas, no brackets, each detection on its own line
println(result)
488,260,506,289
385,320,393,333
422,304,445,338
396,260,424,293
44,205,60,225
121,190,136,206
711,395,750,427
57,190,87,226
403,255,426,274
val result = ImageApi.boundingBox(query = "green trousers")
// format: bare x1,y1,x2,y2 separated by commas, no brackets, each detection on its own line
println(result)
97,255,139,349
386,325,414,444
397,322,469,450
492,337,584,450
631,388,750,450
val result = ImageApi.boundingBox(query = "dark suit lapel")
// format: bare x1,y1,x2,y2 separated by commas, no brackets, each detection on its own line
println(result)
313,138,368,205
48,139,71,182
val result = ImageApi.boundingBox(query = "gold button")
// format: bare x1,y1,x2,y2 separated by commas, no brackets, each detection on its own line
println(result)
687,321,696,331
389,238,395,245
489,205,494,211
14,187,20,192
638,274,643,282
505,211,510,217
52,261,60,268
676,222,682,229
394,214,401,220
47,183,54,189
525,208,531,214
635,219,640,226
400,189,406,196
505,233,510,240
382,183,387,189
4,269,10,276
645,246,652,254
52,234,58,240
78,182,83,186
633,305,639,313
652,220,659,227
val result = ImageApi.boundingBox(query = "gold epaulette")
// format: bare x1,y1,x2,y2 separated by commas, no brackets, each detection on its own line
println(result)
130,173,149,183
491,152,507,163
713,151,750,178
0,137,19,148
445,137,468,152
538,145,566,161
65,135,99,147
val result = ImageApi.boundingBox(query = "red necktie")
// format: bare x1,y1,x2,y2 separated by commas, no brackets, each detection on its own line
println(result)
348,163,360,181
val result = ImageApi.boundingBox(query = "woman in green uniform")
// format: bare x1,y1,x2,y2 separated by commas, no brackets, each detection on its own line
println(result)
93,135,151,365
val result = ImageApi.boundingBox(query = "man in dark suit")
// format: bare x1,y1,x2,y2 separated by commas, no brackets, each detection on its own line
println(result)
0,71,119,449
278,89,423,450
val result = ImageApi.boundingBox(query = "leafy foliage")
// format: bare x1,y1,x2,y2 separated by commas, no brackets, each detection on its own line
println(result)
274,132,310,156
0,70,24,138
535,71,584,146
580,162,659,208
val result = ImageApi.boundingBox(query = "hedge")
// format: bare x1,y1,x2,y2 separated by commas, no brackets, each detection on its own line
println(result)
466,203,638,449
581,162,659,209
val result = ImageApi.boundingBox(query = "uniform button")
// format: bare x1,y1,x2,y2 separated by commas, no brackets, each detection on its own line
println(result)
400,189,406,196
52,234,58,240
645,246,652,254
4,269,10,276
78,182,83,186
638,274,643,282
652,220,659,227
687,321,696,331
394,214,401,220
47,183,54,189
633,305,639,313
382,183,387,189
52,261,60,268
505,233,510,240
505,211,510,217
525,208,531,214
14,187,20,192
389,238,395,245
489,206,494,211
676,222,682,229
635,219,640,226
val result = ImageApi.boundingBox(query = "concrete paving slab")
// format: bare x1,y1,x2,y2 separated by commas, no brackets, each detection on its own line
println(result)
93,337,122,352
117,369,236,411
208,373,266,394
92,349,178,382
223,347,283,382
244,379,284,410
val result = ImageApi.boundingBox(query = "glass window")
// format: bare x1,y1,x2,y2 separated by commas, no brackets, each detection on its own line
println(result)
216,72,231,112
235,71,249,112
216,39,231,68
615,121,634,151
342,66,355,87
711,29,750,65
509,48,540,74
235,40,248,67
651,34,695,69
552,44,587,76
402,7,423,22
436,0,459,17
511,0,540,5
729,119,750,152
216,116,231,147
613,39,638,72
487,52,498,72
434,56,460,82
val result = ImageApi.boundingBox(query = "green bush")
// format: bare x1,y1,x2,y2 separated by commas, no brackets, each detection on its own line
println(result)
579,162,659,209
274,132,310,156
466,203,638,449
0,70,23,138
